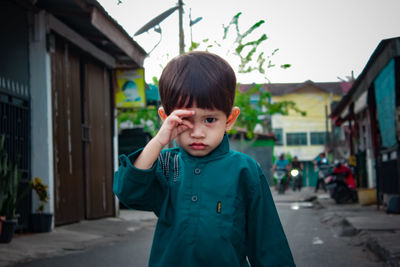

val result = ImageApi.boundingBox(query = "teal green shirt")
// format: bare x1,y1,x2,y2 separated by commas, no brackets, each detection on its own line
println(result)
114,134,295,267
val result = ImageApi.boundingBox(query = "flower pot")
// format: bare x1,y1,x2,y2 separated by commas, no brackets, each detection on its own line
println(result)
0,219,17,243
30,213,53,233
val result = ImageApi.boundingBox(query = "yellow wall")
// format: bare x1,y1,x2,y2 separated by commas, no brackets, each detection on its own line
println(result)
272,85,342,161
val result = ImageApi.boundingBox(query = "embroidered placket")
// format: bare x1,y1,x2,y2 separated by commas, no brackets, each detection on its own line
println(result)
159,152,179,182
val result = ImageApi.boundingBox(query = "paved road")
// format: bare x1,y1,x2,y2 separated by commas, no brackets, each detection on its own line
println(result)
276,201,383,267
16,200,385,267
15,224,154,267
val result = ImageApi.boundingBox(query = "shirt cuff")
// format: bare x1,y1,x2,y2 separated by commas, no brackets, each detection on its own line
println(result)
118,148,157,184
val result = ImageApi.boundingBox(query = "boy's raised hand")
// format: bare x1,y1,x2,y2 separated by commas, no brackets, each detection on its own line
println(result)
133,109,194,170
155,109,195,146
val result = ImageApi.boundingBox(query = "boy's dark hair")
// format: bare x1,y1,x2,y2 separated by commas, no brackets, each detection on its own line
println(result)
159,51,236,117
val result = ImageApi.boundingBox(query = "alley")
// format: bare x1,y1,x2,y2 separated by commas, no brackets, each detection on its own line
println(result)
277,202,382,266
2,1,400,267
11,188,385,267
14,226,155,267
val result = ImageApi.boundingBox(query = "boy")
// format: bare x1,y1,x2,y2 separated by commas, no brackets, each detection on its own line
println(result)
114,51,295,266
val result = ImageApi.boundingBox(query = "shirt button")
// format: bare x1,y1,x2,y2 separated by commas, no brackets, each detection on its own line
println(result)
194,168,201,175
191,195,198,202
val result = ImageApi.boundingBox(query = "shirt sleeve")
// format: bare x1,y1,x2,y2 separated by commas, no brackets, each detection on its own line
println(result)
246,169,295,267
113,149,166,216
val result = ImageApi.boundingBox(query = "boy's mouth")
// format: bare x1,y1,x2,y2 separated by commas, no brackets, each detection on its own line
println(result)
190,142,207,150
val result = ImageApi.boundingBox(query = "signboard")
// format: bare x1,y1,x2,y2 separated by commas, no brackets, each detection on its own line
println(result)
116,68,146,108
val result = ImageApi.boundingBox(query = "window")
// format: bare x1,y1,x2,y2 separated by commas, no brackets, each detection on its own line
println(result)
286,132,307,145
273,128,283,145
310,132,326,145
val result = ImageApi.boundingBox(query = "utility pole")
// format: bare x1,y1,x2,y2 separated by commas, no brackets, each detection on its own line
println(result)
325,104,329,145
178,0,184,55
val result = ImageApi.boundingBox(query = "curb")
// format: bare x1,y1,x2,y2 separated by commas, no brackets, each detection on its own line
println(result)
316,198,400,266
365,233,400,267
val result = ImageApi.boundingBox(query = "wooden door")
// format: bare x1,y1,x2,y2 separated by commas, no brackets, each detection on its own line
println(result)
83,60,114,219
51,38,85,225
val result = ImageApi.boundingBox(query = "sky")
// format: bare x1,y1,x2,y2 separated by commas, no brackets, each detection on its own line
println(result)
98,0,400,84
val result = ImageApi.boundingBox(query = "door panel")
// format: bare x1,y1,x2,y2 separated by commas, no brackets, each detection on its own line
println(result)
83,61,114,219
52,39,85,225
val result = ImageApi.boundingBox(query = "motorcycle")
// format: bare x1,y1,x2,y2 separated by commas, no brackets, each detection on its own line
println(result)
318,161,331,180
290,168,302,191
316,162,331,191
325,172,358,204
274,167,287,194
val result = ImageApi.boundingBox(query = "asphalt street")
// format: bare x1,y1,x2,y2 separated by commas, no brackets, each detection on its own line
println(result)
14,225,154,267
14,194,386,267
276,201,383,267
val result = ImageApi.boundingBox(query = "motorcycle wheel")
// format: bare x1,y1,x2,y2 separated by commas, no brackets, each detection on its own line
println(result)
297,179,302,191
333,186,347,204
351,191,358,203
278,182,285,194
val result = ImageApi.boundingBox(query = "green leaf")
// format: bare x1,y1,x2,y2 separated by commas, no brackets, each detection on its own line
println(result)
280,64,291,69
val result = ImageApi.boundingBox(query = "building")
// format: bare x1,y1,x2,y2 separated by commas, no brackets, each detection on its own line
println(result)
0,0,146,229
331,37,400,205
240,81,350,186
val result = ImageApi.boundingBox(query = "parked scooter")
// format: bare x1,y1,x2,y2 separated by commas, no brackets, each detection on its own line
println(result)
290,168,302,191
325,172,358,204
274,167,287,194
316,161,331,192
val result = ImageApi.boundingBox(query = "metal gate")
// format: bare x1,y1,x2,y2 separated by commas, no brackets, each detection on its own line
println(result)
0,88,31,230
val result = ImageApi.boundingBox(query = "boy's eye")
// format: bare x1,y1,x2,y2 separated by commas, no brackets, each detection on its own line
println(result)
204,117,216,123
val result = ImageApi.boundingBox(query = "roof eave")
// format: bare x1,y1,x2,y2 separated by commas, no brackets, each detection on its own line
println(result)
90,6,147,68
331,37,400,118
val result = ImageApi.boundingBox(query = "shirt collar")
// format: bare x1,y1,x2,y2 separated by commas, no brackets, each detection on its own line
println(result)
178,133,230,161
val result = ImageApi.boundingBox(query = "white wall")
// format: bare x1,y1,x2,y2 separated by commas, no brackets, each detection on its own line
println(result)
29,11,54,216
114,109,120,217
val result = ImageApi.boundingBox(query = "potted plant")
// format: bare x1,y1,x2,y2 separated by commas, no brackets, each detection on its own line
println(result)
30,177,53,233
0,135,21,243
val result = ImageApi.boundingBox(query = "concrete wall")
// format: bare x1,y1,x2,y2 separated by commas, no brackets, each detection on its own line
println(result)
29,11,54,215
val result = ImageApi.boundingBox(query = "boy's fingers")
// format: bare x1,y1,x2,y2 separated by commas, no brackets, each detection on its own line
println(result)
167,114,193,128
177,124,191,135
170,109,195,118
179,119,193,128
166,115,183,125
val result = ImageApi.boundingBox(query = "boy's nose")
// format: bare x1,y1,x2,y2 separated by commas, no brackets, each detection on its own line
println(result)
190,123,205,138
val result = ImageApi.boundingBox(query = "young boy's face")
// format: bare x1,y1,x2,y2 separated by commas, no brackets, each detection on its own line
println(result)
160,105,239,157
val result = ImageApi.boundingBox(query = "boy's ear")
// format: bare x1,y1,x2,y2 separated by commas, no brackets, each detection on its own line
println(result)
225,107,240,131
158,107,168,122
